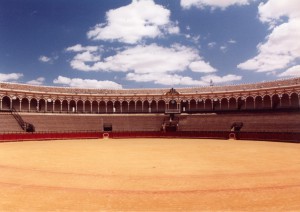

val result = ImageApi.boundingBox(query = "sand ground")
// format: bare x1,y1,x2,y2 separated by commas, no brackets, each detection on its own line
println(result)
0,138,299,211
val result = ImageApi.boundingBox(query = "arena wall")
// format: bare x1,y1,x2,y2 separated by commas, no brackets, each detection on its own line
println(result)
1,78,300,142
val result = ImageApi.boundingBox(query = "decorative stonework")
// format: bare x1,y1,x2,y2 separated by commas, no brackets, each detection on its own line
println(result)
0,78,300,113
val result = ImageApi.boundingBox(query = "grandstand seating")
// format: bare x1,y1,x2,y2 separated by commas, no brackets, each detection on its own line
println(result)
0,113,23,132
0,111,296,133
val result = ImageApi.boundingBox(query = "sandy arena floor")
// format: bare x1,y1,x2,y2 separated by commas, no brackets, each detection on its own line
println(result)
0,138,299,211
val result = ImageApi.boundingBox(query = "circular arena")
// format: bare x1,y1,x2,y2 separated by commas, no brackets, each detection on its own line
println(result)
0,78,300,211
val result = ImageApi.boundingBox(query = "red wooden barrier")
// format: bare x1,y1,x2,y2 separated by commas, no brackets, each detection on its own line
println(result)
0,131,299,143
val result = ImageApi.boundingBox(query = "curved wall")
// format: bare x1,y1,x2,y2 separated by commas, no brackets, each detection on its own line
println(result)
1,78,300,113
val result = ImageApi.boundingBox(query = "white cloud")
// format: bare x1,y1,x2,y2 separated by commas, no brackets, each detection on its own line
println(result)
65,44,100,52
126,72,207,86
238,0,300,73
38,55,59,63
278,65,300,77
87,0,179,44
53,76,122,89
39,56,51,63
258,0,300,26
126,72,241,86
208,42,216,48
67,43,217,75
228,39,236,44
189,61,217,73
0,73,23,82
200,74,242,84
27,77,45,85
220,45,227,53
180,0,252,10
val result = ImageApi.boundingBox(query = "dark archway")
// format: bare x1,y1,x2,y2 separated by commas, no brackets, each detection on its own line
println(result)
30,98,38,112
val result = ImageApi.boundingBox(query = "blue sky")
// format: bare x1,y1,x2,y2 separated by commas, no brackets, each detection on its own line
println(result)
0,0,299,89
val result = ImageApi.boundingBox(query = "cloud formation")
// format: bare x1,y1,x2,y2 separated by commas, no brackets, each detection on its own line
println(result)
66,43,242,86
0,73,23,82
126,72,241,86
278,65,300,77
27,77,45,85
53,76,122,89
238,0,300,76
87,0,179,44
67,43,216,74
39,56,51,63
180,0,252,10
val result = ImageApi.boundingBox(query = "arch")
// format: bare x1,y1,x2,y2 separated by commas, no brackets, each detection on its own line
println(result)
69,100,76,113
150,100,157,113
30,98,38,112
205,99,212,111
39,99,46,112
255,96,263,109
220,98,228,110
91,101,98,113
136,100,143,112
107,101,114,113
237,97,245,110
121,101,129,113
21,98,29,111
228,97,236,110
197,99,205,111
281,93,290,108
85,100,92,113
189,99,197,111
290,93,299,108
99,101,106,113
157,100,165,113
77,100,84,113
272,94,280,109
245,96,254,110
54,100,61,112
12,97,21,111
61,100,68,112
169,99,178,110
263,95,272,109
114,101,121,113
213,98,220,111
129,100,135,113
46,99,53,112
181,100,188,112
143,100,150,113
2,96,11,110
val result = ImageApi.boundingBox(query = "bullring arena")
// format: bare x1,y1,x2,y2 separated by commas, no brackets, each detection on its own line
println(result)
0,78,300,211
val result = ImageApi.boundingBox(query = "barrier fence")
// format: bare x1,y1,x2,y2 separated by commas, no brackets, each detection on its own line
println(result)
0,131,299,143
